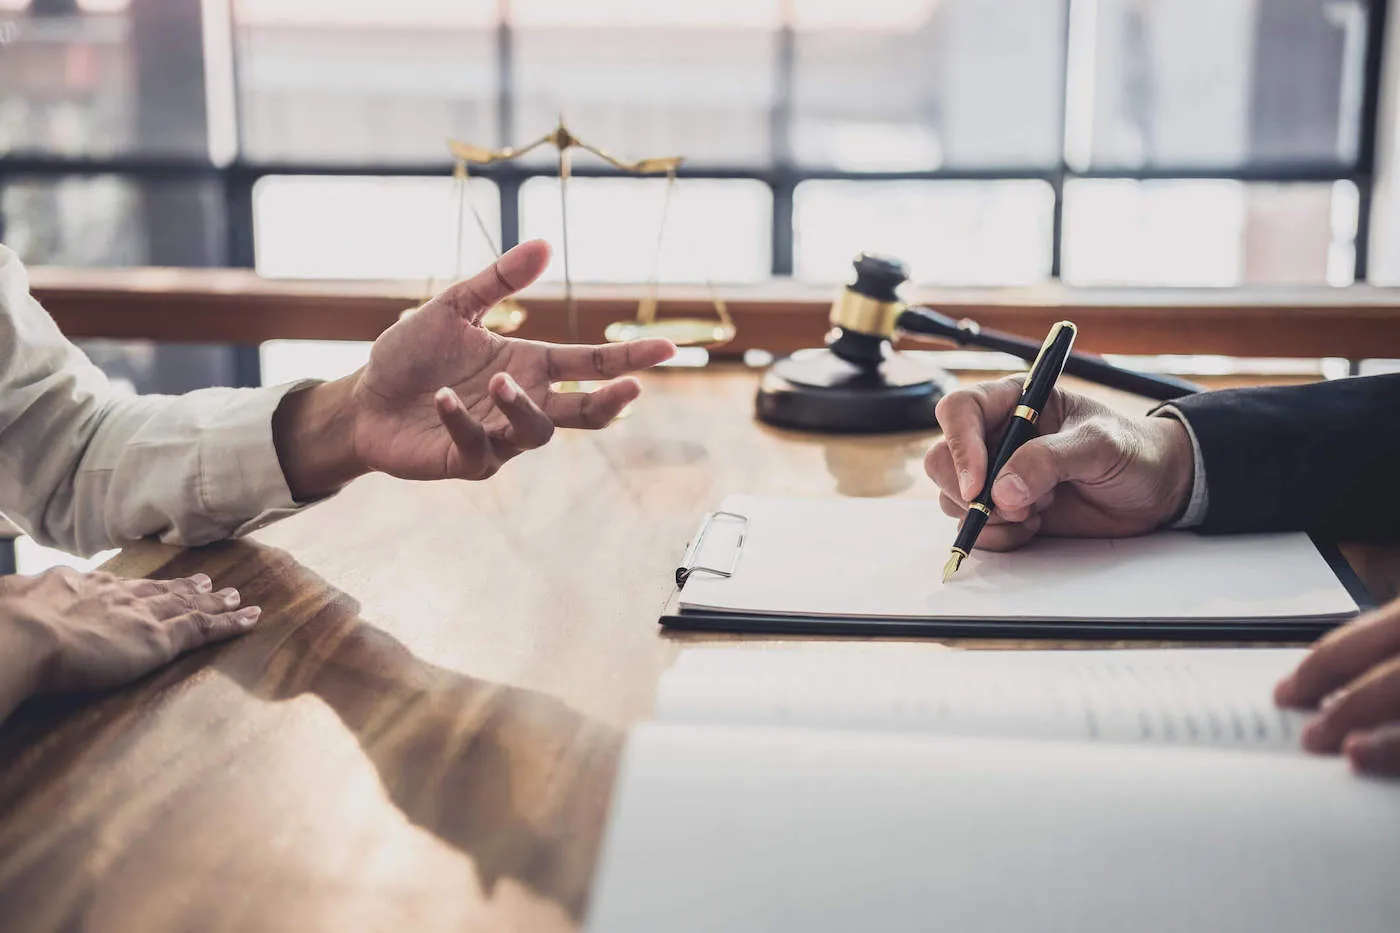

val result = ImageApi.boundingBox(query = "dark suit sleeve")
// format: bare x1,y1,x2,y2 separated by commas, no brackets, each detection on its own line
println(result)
1161,373,1400,542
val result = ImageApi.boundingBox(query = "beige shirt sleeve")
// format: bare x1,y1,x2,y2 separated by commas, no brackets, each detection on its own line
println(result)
0,244,318,557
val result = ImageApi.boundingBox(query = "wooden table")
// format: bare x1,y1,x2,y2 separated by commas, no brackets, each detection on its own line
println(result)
1,367,1396,933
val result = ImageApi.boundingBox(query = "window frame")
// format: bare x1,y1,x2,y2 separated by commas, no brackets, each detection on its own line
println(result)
0,0,1391,288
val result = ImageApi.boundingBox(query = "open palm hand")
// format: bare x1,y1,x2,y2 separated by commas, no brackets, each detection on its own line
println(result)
349,240,675,482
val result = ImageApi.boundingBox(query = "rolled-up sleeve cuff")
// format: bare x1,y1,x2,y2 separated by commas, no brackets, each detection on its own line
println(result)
198,379,322,536
1151,404,1209,529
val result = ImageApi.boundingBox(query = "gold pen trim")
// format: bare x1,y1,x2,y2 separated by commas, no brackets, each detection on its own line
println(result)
1013,404,1040,424
967,502,991,516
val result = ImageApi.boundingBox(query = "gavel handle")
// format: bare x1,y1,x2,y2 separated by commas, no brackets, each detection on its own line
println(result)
896,306,1201,402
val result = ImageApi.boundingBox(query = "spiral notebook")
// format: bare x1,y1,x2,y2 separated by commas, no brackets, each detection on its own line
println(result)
660,495,1366,640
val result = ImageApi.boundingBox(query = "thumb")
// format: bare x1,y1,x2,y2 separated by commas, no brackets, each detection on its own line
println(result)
435,239,551,323
990,420,1122,513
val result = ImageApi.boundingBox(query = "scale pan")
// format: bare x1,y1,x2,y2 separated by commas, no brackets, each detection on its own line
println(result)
480,299,527,335
603,318,736,348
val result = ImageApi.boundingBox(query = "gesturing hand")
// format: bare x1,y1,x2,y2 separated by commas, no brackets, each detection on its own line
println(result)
1,567,260,701
274,240,677,498
1276,598,1400,776
924,377,1195,550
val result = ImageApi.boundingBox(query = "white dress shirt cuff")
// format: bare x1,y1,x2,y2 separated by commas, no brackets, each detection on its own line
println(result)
1152,404,1208,529
200,379,323,537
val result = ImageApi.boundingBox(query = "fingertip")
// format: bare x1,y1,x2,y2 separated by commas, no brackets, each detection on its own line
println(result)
237,606,262,628
991,472,1032,510
435,386,461,412
610,375,643,400
499,239,551,284
191,573,213,593
1273,673,1299,707
491,372,520,403
515,237,552,259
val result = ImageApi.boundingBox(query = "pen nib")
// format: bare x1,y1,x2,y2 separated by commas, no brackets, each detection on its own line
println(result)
942,551,964,583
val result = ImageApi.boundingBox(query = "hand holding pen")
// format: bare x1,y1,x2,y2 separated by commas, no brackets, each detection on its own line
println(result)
942,322,1079,581
926,329,1196,570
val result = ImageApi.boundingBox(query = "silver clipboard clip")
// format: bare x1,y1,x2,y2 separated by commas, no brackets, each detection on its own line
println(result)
675,510,749,588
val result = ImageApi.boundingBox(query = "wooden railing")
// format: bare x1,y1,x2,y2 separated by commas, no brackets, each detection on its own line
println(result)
28,265,1400,360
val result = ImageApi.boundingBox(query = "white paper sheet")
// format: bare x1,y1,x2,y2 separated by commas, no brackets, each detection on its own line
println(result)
678,495,1358,623
588,723,1400,933
657,646,1313,752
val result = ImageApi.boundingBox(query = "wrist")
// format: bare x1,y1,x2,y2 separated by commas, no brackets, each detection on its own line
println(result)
0,584,57,702
272,372,366,502
1151,416,1195,527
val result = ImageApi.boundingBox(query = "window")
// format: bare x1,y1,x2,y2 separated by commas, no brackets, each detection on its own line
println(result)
1062,180,1359,286
792,0,1066,170
233,0,499,163
253,175,502,280
1066,0,1369,169
794,180,1055,284
519,177,772,282
512,1,779,166
4,0,1390,291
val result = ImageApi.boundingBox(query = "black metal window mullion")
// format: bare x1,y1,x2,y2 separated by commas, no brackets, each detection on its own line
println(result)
1355,0,1391,283
768,15,797,277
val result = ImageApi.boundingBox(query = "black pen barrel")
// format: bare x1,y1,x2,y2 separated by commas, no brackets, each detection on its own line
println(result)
953,416,1039,554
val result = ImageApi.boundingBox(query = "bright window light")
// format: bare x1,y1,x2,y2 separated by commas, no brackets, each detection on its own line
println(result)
253,175,501,282
794,180,1055,285
519,177,771,283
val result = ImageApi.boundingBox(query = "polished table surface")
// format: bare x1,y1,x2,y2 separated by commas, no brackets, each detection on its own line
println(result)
1,366,1397,933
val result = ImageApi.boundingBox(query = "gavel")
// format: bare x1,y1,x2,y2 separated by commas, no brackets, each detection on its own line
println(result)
755,253,1199,434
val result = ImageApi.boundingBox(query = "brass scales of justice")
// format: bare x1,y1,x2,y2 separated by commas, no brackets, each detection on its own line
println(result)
430,117,737,352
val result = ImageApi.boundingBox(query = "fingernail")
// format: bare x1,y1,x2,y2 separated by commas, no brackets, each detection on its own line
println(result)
435,387,460,410
237,606,262,627
497,375,519,403
192,574,213,592
217,587,240,607
958,470,974,499
993,473,1030,507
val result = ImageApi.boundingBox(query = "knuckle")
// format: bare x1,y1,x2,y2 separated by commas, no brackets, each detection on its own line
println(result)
935,388,977,423
189,612,219,637
924,442,948,479
1075,417,1116,448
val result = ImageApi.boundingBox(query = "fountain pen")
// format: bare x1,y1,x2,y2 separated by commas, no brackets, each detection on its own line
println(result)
942,320,1078,582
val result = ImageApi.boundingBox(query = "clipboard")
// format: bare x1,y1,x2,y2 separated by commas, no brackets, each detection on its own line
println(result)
659,506,1375,642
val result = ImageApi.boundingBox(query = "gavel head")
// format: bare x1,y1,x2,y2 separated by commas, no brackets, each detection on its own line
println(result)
827,253,911,367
